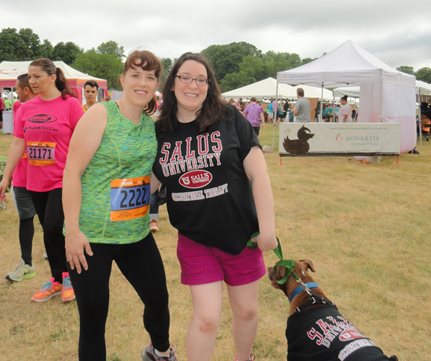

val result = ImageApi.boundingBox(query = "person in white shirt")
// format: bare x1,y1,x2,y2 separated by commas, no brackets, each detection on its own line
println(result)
338,95,352,122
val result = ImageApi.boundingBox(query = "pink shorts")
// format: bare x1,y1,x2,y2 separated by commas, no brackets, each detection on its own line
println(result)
177,233,266,286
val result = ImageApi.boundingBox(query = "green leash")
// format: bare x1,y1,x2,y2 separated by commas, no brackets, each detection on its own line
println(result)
247,233,297,285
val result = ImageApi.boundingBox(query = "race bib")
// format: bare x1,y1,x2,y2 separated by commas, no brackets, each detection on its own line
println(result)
27,141,56,166
110,176,151,222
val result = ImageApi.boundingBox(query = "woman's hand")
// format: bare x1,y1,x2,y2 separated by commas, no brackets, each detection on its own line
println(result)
0,176,10,199
257,232,277,251
65,230,93,274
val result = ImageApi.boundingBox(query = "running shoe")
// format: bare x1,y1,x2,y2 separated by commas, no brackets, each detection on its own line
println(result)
31,278,62,302
5,259,36,282
61,272,75,302
142,345,177,361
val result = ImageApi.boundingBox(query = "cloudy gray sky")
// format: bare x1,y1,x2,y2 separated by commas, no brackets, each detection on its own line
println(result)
2,0,431,70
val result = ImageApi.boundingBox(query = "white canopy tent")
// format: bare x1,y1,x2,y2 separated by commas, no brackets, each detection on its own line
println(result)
277,39,417,153
0,60,107,104
334,80,431,98
222,77,333,100
222,77,296,99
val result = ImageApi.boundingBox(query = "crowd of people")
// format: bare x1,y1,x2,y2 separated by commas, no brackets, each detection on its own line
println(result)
0,50,277,361
227,89,358,132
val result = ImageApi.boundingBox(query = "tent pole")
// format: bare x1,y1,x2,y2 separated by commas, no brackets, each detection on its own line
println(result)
319,82,324,122
418,89,422,145
272,80,279,151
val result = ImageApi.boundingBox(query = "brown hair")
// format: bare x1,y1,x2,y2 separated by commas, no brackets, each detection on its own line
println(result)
29,58,73,99
157,52,225,135
84,80,99,89
122,50,162,115
296,88,304,97
17,73,31,89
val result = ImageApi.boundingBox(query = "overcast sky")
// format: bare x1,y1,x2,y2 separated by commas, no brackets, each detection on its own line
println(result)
2,0,431,70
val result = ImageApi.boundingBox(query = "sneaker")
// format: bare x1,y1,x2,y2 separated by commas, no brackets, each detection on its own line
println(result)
5,259,36,282
61,272,75,302
142,345,177,361
31,278,62,303
149,220,159,233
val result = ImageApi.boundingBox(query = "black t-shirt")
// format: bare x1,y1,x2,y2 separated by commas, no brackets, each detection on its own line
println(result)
153,106,260,254
286,305,391,361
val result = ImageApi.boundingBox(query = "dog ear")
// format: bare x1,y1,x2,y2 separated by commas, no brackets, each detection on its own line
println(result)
299,259,315,273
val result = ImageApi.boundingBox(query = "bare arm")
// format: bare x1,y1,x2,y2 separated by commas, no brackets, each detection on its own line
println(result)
62,104,107,273
150,173,162,194
0,137,25,197
243,147,277,251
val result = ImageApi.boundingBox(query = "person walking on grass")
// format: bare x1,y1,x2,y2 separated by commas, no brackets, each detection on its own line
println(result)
243,97,264,136
152,52,277,361
5,73,38,282
0,58,83,303
62,50,176,361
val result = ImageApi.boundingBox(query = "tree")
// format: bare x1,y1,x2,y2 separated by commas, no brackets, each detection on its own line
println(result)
73,49,123,89
0,28,19,61
415,67,431,83
52,41,83,64
397,65,415,75
160,57,173,87
202,42,260,80
219,51,304,92
97,41,125,59
38,39,53,59
220,71,256,92
18,28,41,59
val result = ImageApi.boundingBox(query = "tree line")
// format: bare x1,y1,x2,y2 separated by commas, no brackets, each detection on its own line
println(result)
1,27,430,92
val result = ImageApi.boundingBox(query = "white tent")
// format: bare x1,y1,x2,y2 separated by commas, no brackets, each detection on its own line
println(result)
416,80,431,96
0,60,107,104
222,77,297,99
277,40,417,153
334,80,431,98
293,84,333,99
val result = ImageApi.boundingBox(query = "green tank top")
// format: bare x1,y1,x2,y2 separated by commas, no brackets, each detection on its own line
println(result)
79,101,156,244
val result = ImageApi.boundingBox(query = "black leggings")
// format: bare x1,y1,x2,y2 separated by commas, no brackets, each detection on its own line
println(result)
69,233,170,361
30,188,67,282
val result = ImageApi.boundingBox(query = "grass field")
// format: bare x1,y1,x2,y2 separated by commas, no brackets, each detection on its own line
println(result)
0,127,430,361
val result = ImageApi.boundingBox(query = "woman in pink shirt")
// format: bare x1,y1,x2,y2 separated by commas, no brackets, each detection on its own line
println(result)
0,58,83,303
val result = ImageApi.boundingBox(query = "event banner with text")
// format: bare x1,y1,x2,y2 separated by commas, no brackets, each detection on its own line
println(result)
279,122,400,155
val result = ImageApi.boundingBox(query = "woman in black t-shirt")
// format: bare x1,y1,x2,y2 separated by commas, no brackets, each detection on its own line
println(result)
152,52,277,361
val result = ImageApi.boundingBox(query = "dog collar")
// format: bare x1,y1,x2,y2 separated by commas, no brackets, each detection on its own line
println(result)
289,282,319,302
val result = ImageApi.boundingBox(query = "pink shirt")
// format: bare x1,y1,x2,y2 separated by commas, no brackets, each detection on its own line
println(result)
15,95,84,192
12,104,27,187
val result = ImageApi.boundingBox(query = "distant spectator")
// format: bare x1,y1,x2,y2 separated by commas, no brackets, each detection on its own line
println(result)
82,80,99,111
337,95,352,122
243,97,264,135
0,94,4,129
292,88,310,122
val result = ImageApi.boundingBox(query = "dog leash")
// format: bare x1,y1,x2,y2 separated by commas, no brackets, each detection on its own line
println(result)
246,233,284,260
247,234,297,285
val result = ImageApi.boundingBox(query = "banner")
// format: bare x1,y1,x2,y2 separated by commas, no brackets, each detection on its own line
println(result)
279,122,400,155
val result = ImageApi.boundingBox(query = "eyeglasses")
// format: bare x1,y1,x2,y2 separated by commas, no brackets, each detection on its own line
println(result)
175,75,209,87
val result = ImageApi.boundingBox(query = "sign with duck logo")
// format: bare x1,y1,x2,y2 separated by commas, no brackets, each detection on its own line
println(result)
279,122,400,155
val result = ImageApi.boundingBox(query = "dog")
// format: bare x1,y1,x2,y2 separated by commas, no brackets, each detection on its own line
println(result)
283,125,314,155
268,259,398,361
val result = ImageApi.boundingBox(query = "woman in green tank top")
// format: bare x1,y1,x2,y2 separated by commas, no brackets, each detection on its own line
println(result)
62,50,177,361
